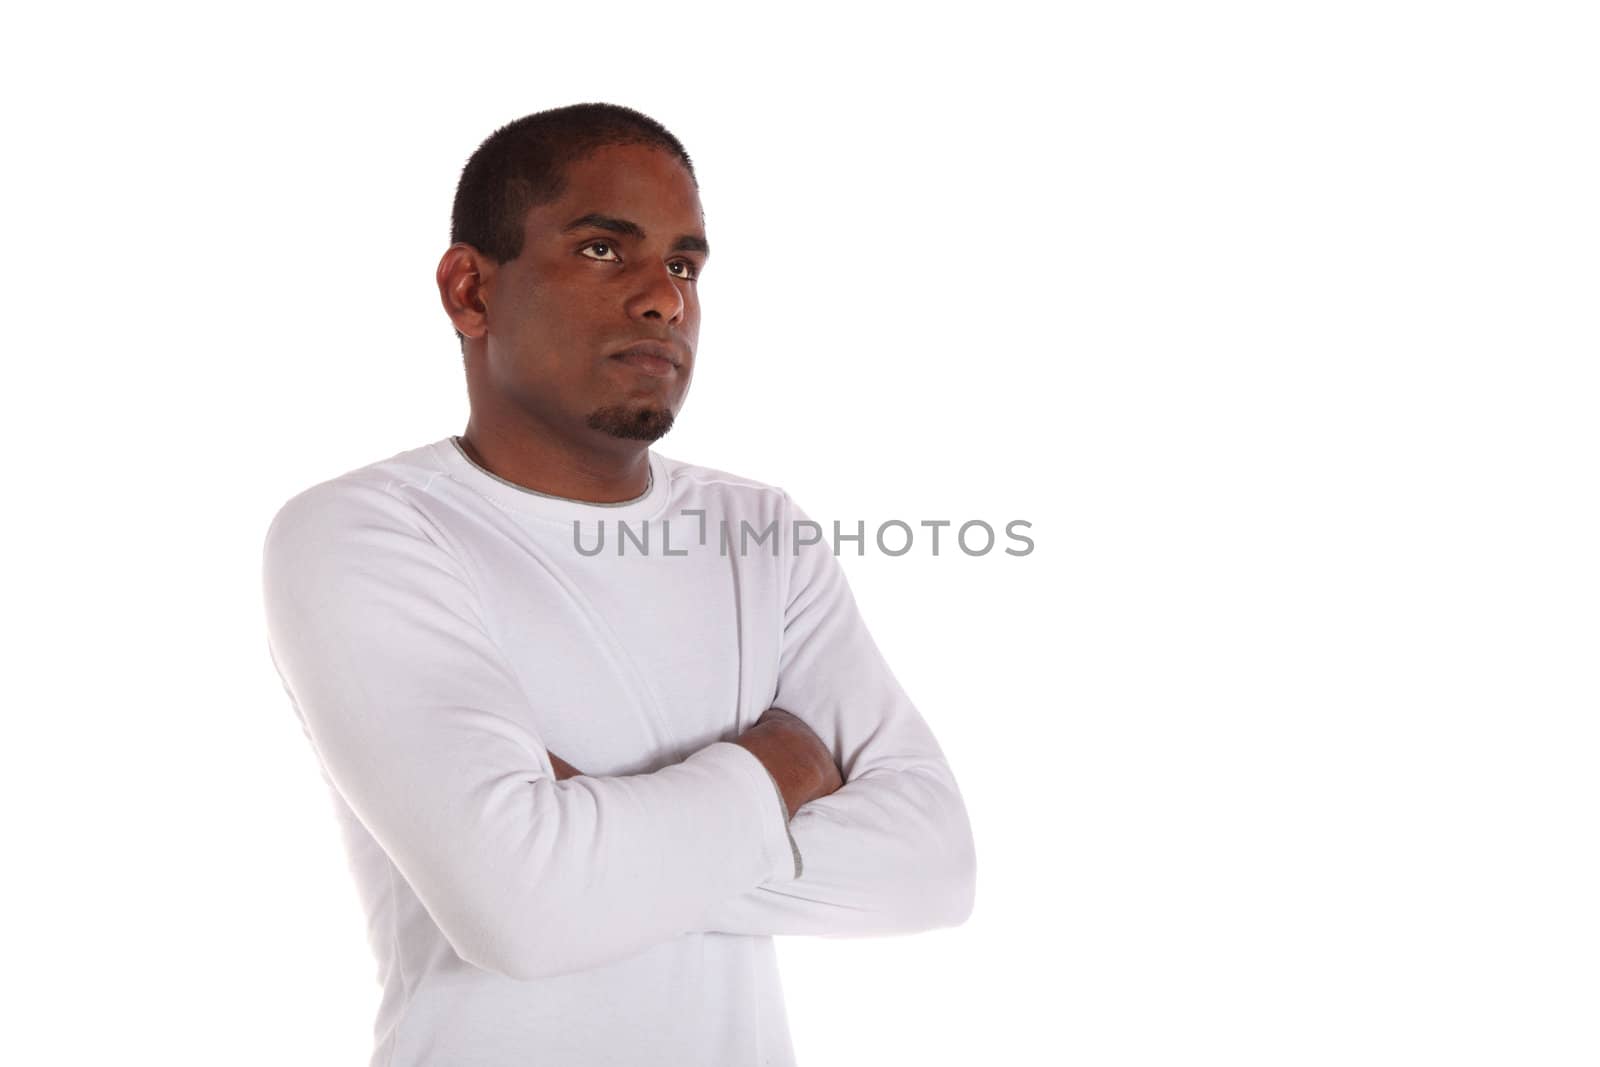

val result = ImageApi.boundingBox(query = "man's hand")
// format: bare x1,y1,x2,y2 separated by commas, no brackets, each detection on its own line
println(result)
548,707,843,821
733,707,844,819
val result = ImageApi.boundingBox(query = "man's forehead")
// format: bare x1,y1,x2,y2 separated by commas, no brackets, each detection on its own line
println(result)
542,148,698,206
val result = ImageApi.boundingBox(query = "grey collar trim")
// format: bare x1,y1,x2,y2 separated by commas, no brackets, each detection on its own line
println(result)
449,436,653,507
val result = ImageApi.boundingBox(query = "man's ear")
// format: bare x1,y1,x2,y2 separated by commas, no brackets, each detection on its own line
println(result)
437,243,493,340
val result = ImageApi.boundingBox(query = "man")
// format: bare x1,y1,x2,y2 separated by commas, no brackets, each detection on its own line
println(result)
261,102,976,1067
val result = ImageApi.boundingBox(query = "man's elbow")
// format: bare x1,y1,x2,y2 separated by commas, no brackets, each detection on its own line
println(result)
452,935,546,983
426,862,651,982
448,909,642,982
427,896,552,981
906,769,978,930
459,943,582,984
446,912,536,980
936,823,978,928
897,811,977,933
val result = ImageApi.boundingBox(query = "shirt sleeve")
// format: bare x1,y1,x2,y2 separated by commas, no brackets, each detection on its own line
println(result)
261,479,799,981
691,491,978,937
756,760,806,879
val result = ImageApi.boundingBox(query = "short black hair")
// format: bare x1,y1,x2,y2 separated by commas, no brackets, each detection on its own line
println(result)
448,102,697,347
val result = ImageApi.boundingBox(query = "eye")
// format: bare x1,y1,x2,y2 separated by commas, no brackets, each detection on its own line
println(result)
580,241,699,282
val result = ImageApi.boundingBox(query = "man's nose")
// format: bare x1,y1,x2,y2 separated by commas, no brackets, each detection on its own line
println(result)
627,260,687,324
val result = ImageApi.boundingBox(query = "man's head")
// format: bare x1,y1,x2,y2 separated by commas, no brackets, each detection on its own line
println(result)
438,103,706,453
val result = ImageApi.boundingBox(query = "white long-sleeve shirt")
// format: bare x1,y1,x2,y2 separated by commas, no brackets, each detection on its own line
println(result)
260,435,977,1066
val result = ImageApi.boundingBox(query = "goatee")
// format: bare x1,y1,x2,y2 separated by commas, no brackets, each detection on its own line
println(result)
586,404,675,442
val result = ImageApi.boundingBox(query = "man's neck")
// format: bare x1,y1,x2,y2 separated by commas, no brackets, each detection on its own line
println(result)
457,424,652,504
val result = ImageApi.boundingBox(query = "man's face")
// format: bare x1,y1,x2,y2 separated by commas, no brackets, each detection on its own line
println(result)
475,142,706,447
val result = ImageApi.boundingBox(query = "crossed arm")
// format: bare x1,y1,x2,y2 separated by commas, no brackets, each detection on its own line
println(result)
263,483,975,982
547,669,976,943
552,709,977,941
551,494,977,940
710,494,976,938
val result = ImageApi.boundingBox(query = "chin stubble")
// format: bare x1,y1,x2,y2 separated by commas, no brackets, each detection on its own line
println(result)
585,404,676,442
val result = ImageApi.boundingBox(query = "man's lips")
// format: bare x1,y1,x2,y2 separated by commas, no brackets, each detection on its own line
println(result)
609,341,684,377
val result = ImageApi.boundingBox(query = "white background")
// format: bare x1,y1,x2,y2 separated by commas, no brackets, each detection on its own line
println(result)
5,3,1596,1064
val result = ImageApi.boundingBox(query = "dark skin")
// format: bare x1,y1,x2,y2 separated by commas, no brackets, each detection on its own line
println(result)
548,709,840,821
440,142,703,502
436,142,842,818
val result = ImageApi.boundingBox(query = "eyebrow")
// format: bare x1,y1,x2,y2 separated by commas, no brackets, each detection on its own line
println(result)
560,213,710,257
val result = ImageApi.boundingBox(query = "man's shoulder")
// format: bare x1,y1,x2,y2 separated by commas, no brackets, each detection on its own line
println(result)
263,438,449,555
